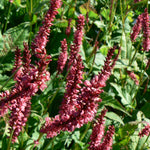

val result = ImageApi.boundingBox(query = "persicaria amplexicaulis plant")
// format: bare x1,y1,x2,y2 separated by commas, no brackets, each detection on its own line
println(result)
1,0,150,149
0,4,120,143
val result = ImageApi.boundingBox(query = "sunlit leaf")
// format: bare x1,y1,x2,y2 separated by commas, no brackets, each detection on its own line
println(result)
106,112,124,125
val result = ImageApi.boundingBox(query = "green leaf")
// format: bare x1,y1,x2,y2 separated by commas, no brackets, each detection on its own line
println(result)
110,83,132,107
101,92,131,117
80,44,86,61
2,136,8,150
4,22,29,50
117,123,137,139
135,135,148,150
14,0,21,6
79,5,87,15
94,20,105,30
0,0,4,9
101,8,110,21
121,32,127,59
100,45,109,56
88,10,99,19
68,7,75,18
106,112,124,125
31,14,37,25
94,52,105,66
54,19,68,28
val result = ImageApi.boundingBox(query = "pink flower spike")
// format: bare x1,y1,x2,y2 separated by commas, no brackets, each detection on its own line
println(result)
68,15,85,69
57,39,68,74
130,14,143,42
142,8,150,52
0,91,10,117
66,18,72,36
12,47,23,80
31,0,61,55
89,108,108,150
126,70,139,85
98,125,115,150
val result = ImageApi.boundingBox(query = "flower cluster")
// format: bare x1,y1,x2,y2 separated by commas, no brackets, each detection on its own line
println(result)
41,15,85,137
57,39,68,74
68,14,85,69
89,108,115,150
31,0,61,91
130,14,143,42
89,108,108,150
139,124,150,137
66,18,72,36
0,91,10,117
0,0,62,143
12,47,22,80
131,8,150,51
98,125,115,150
31,0,61,55
40,45,120,138
142,8,150,51
59,55,84,118
126,70,139,85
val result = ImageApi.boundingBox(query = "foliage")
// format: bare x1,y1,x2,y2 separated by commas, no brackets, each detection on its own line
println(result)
0,0,150,149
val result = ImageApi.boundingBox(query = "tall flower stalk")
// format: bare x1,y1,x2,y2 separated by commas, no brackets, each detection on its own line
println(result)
40,45,120,138
57,39,68,74
0,0,62,143
89,108,108,150
131,8,150,52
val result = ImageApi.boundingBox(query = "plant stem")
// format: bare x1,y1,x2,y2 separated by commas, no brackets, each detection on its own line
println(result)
29,0,33,46
43,138,55,150
3,2,12,33
7,130,14,150
0,65,22,92
80,122,91,141
23,133,44,150
140,133,150,150
43,66,71,115
132,52,145,103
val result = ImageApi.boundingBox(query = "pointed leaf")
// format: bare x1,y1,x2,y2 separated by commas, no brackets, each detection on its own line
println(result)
106,112,124,125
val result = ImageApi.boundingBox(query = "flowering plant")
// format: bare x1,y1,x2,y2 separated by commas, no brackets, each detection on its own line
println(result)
0,0,150,149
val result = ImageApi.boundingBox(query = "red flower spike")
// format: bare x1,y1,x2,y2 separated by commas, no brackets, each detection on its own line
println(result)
57,39,68,74
89,108,108,150
67,14,85,70
98,125,115,150
142,8,150,52
126,70,139,85
130,14,143,42
12,47,23,80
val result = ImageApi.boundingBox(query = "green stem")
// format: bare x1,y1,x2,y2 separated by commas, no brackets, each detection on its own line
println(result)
140,132,150,150
131,52,145,103
7,130,14,150
29,0,33,46
3,2,12,33
80,122,91,141
0,66,22,92
43,138,55,150
108,0,117,34
23,133,44,150
43,67,71,115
